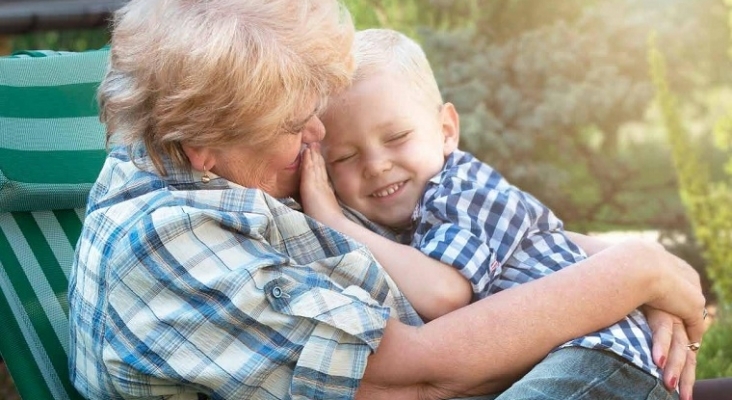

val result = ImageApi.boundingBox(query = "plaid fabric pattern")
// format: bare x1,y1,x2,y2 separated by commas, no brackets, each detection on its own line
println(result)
69,146,422,400
411,149,661,379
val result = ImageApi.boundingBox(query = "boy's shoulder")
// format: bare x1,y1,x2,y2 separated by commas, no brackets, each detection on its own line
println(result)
434,149,510,191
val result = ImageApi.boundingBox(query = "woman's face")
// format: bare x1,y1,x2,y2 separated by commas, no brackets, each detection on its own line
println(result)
211,110,326,198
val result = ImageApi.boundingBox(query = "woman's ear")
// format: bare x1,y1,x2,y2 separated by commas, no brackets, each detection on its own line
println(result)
181,144,216,172
440,102,460,156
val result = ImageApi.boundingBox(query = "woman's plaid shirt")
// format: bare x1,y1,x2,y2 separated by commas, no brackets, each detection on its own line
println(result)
68,146,422,400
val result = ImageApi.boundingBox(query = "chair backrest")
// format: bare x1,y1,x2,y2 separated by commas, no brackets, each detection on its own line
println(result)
0,48,109,400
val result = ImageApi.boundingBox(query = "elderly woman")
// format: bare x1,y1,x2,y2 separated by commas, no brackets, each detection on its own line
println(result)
68,0,707,399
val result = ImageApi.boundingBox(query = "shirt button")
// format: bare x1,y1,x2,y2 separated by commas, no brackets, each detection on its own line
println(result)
271,286,284,298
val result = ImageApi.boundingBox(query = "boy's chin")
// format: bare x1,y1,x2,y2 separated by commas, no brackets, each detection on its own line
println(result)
375,215,413,230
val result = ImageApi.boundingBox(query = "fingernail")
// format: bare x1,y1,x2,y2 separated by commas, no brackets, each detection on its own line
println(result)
670,377,678,389
659,356,666,369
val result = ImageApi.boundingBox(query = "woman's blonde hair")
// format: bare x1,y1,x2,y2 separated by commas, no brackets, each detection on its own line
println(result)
99,0,355,174
352,28,443,107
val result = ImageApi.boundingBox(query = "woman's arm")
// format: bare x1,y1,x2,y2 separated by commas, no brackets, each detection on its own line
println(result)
300,145,472,320
565,231,612,256
357,238,707,399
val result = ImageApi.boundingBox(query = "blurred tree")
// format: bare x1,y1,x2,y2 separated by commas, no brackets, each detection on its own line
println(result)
344,0,477,35
650,34,732,304
470,0,599,43
0,36,10,55
11,28,110,53
649,5,732,376
346,0,600,40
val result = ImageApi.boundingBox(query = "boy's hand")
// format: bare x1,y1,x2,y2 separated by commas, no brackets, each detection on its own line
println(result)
300,142,345,225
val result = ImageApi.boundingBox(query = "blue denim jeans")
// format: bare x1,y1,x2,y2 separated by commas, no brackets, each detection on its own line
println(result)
457,347,678,400
486,347,679,400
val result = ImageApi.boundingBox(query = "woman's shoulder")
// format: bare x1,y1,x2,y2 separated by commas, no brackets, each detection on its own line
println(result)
90,147,273,214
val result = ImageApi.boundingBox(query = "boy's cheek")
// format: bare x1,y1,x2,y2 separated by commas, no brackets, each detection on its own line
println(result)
330,177,354,200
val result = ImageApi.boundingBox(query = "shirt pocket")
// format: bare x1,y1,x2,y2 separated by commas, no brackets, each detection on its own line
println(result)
263,274,391,350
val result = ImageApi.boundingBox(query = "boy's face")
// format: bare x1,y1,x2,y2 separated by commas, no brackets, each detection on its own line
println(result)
321,70,459,228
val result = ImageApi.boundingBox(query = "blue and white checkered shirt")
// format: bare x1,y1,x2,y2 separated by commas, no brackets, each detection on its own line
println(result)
68,145,422,400
411,149,661,379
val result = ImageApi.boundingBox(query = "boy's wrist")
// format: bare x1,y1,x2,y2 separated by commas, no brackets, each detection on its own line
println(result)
311,211,350,232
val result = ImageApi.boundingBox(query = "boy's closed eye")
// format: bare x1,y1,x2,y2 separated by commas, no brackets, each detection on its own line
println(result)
329,152,357,164
386,130,410,143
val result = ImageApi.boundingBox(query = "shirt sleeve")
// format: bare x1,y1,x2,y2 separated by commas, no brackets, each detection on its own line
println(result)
412,182,535,295
494,189,588,287
101,206,392,400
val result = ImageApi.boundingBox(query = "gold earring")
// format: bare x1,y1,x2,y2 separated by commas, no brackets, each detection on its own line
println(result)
201,165,211,184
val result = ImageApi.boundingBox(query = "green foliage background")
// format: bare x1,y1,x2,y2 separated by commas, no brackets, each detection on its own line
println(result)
11,28,109,53
648,0,732,378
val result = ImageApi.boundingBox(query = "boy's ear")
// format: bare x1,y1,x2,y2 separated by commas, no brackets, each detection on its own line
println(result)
440,102,460,156
182,144,216,172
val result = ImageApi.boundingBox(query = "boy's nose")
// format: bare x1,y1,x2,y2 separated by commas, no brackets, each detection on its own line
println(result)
363,157,392,178
302,116,326,143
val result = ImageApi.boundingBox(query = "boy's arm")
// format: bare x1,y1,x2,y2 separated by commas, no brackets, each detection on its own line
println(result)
300,145,471,321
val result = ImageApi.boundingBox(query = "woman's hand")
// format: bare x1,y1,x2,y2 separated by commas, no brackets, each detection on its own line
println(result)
300,143,347,225
567,232,707,349
634,239,707,347
645,307,699,400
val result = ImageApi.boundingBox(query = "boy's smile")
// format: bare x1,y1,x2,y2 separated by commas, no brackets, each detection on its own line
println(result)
320,69,459,228
370,180,407,198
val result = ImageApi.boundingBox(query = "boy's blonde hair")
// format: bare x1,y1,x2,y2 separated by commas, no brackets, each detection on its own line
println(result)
99,0,355,174
352,28,443,108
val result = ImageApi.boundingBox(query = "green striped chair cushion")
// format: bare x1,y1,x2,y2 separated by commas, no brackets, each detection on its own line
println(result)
0,48,109,212
0,49,109,400
0,209,86,400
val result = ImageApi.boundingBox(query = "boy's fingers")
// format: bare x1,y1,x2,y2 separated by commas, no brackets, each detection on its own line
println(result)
302,146,332,188
311,153,326,179
301,148,312,170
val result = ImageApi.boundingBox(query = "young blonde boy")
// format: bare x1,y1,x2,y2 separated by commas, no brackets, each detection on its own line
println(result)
300,28,677,399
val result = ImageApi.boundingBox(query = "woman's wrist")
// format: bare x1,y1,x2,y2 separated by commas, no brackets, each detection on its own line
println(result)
617,239,668,301
616,238,705,333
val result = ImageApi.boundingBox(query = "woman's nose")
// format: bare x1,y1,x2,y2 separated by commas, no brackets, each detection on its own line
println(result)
302,116,326,143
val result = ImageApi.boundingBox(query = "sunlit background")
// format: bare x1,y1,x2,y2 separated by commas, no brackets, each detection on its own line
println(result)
1,1,730,397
